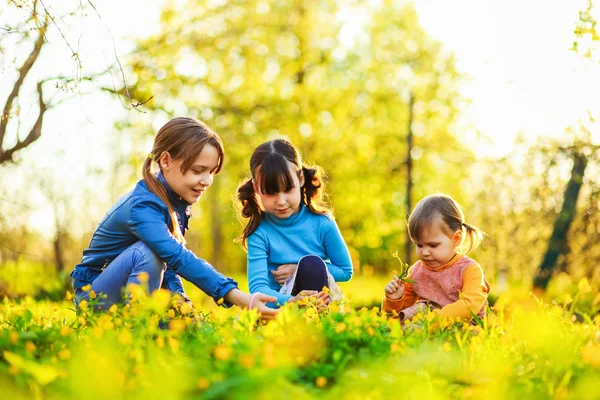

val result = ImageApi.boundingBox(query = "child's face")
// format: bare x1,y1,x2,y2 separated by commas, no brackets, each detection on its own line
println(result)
413,221,462,268
254,164,304,219
160,144,220,205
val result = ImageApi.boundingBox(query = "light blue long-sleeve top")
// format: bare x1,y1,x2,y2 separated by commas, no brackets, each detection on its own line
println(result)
247,204,353,308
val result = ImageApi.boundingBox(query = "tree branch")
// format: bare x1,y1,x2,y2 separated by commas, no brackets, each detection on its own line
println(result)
0,18,47,147
0,82,48,164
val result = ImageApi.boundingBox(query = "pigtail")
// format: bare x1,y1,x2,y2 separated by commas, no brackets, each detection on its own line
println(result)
302,166,333,217
142,156,186,245
458,222,485,255
237,178,263,249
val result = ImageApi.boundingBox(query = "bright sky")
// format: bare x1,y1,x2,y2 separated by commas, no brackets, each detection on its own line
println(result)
1,0,599,236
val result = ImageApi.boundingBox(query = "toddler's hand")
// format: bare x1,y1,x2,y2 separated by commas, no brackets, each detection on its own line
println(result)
385,275,405,300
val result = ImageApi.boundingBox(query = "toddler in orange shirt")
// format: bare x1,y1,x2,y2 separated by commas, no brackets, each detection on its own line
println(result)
383,194,490,324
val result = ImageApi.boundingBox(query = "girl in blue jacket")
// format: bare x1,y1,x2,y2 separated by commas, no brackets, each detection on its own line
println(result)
237,139,353,308
69,117,277,319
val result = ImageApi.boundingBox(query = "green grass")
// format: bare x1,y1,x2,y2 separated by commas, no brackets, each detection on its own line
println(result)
0,275,599,399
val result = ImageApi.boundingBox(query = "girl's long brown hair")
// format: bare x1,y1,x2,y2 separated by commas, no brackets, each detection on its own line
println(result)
237,139,331,249
143,117,224,244
408,194,485,254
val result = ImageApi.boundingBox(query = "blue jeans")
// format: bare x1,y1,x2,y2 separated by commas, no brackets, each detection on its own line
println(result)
75,241,166,309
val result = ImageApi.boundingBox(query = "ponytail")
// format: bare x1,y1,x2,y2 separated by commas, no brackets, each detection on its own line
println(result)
237,178,263,249
142,156,186,245
459,222,485,255
302,166,332,217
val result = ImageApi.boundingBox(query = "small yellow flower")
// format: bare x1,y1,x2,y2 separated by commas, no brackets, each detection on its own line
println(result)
213,344,232,361
65,291,73,300
8,365,20,375
239,354,255,369
118,330,133,345
390,343,401,353
168,336,180,352
322,286,330,294
167,309,176,319
138,272,149,283
180,302,193,315
443,342,452,353
78,300,89,311
81,284,92,292
58,348,71,360
169,319,186,333
197,377,210,390
109,304,118,314
366,327,375,336
89,290,97,300
156,336,165,348
316,376,327,388
335,322,346,333
25,341,36,354
9,331,19,344
217,298,225,305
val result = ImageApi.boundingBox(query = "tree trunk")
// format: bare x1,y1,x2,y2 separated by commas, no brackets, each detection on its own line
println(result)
533,152,588,291
404,92,414,265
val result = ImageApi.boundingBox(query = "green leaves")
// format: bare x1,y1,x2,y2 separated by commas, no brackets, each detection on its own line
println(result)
392,251,415,283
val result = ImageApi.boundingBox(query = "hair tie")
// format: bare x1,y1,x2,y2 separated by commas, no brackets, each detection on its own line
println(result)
248,292,260,310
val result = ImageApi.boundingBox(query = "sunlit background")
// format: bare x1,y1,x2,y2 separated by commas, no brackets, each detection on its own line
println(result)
1,0,599,299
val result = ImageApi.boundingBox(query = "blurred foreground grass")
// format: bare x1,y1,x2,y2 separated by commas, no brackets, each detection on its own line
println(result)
0,264,599,399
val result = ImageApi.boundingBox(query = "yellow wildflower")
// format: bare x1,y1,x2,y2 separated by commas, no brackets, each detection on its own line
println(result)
25,341,36,354
443,342,452,353
65,291,73,301
138,272,149,283
9,331,18,344
197,377,210,390
89,290,97,300
366,327,375,336
109,304,118,314
316,376,327,388
180,302,193,315
78,300,89,311
167,309,176,319
239,354,255,369
156,336,165,348
169,319,186,333
58,349,71,360
217,298,225,305
118,330,133,345
81,284,92,292
335,322,346,333
390,343,401,353
213,344,232,361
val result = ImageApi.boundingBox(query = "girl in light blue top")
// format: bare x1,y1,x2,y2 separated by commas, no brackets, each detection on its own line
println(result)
237,139,353,308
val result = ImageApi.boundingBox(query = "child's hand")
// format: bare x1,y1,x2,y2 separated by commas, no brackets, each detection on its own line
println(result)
271,263,297,285
288,290,318,304
385,275,405,300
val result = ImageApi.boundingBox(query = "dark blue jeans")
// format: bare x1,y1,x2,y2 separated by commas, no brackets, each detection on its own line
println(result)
291,255,330,295
75,241,166,309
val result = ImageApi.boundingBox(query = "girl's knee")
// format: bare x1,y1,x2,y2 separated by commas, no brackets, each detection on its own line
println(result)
298,255,327,271
130,241,166,276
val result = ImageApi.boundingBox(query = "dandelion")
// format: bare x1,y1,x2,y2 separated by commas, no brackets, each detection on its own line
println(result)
316,376,327,388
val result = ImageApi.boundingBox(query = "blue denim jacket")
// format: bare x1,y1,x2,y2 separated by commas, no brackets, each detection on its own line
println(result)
69,172,238,305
